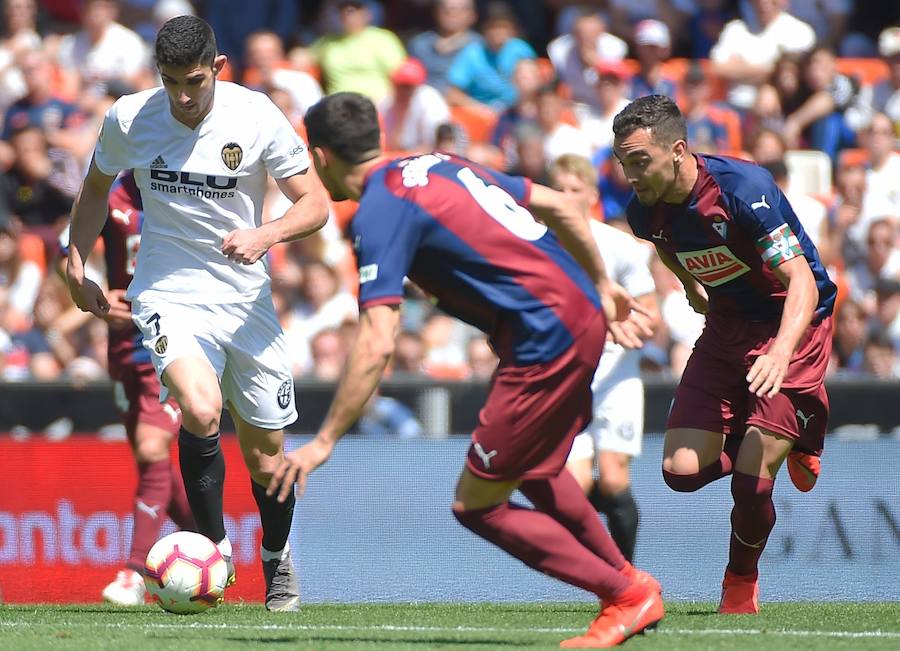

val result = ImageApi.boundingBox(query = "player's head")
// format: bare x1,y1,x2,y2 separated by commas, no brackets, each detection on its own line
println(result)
155,16,225,127
549,154,599,216
612,94,688,206
303,92,381,201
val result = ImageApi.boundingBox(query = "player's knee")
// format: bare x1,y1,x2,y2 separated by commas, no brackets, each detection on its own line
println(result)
662,466,704,493
597,475,630,496
179,399,222,436
246,453,280,485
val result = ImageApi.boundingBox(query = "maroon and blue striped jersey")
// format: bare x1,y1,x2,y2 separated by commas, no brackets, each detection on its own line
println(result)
350,153,602,364
627,154,836,322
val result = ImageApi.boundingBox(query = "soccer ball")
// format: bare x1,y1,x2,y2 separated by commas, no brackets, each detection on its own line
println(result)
144,531,229,614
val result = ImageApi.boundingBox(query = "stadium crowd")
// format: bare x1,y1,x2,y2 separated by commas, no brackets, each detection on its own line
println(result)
0,0,897,385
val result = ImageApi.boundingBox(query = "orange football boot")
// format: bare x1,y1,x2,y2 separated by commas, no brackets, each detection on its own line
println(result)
787,451,820,492
560,582,664,648
718,569,759,614
621,562,662,595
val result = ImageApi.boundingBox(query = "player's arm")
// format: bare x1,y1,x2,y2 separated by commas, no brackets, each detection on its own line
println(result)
268,303,401,501
655,245,709,315
746,255,818,398
65,159,117,317
221,170,329,265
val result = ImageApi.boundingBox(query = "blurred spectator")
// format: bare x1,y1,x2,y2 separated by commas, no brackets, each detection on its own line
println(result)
392,329,425,375
596,149,634,223
351,390,424,438
242,30,323,121
606,0,686,42
466,334,497,379
295,259,358,346
747,126,787,164
649,252,705,378
854,113,900,242
420,312,468,379
406,0,479,94
434,121,467,155
870,27,900,134
491,57,542,169
828,159,867,268
380,57,450,152
309,327,347,381
445,1,536,111
833,298,867,372
508,120,549,183
579,60,631,154
711,0,816,110
204,0,298,65
1,49,84,154
681,61,734,153
847,218,900,310
862,329,899,379
536,82,592,162
0,211,41,335
630,19,677,100
738,0,852,53
55,0,150,93
751,52,804,132
0,0,42,117
680,0,735,59
311,0,406,103
761,159,828,248
546,8,627,111
875,277,900,352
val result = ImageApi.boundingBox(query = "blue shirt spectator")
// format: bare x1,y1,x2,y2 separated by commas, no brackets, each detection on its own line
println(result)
407,0,481,94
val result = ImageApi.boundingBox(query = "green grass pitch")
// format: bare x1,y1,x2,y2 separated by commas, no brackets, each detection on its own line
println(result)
2,602,900,650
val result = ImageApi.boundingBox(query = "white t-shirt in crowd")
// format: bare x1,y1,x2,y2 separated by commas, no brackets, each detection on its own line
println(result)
57,22,149,82
547,32,628,110
93,81,311,304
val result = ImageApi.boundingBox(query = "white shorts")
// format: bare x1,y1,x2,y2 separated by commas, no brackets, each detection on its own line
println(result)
132,294,297,430
569,354,644,462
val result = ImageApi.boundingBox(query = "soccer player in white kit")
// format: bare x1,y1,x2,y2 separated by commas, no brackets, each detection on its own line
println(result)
551,154,660,563
65,16,329,611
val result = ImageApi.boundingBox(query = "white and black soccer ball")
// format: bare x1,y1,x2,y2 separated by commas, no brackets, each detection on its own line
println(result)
144,531,228,614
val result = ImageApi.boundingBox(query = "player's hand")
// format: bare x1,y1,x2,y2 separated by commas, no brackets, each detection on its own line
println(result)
65,264,109,318
103,289,133,329
221,228,272,265
599,281,654,348
686,289,709,315
746,348,790,398
267,436,334,502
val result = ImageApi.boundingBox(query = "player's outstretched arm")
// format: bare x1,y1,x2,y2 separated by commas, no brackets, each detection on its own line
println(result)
268,304,401,502
221,170,329,265
746,256,818,398
66,159,117,318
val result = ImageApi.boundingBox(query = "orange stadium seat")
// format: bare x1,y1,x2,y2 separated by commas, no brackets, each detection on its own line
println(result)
835,58,889,86
838,148,869,169
450,104,499,144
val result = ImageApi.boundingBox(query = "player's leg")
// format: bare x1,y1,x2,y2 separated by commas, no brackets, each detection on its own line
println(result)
232,414,300,611
593,451,639,562
719,425,792,615
564,432,596,493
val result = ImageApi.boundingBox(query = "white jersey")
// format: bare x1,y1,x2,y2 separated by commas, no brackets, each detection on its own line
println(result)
93,81,311,304
590,220,656,381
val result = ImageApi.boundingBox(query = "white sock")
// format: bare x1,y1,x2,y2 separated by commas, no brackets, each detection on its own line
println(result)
217,537,233,558
260,540,289,562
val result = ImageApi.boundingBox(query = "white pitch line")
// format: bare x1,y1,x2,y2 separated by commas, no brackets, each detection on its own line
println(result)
2,621,900,639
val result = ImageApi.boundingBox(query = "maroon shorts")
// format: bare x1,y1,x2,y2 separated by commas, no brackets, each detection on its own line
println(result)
466,311,607,480
667,314,833,456
112,361,182,443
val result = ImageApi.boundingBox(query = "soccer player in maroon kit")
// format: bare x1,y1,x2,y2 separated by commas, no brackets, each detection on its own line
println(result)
616,95,836,614
266,92,663,648
92,171,195,605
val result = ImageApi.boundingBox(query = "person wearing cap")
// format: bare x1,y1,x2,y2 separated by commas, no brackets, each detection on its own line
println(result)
311,0,406,104
579,60,631,154
380,57,450,152
446,1,536,111
630,19,677,101
870,26,900,132
546,8,627,112
407,0,480,95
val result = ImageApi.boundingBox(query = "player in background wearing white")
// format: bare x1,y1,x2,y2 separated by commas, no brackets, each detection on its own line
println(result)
65,16,329,612
551,154,660,563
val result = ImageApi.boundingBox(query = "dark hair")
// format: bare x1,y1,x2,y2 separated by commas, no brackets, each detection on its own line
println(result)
304,92,381,164
155,15,217,68
612,95,687,146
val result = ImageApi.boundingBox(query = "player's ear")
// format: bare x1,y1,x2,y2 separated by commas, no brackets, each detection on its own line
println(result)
212,54,227,76
672,139,687,163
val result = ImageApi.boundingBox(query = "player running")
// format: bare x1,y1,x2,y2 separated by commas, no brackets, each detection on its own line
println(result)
551,154,660,564
267,92,663,648
615,95,835,614
65,16,329,611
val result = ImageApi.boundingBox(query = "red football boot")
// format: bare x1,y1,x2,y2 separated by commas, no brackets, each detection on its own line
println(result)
787,451,820,492
621,562,662,595
718,569,759,614
560,582,664,648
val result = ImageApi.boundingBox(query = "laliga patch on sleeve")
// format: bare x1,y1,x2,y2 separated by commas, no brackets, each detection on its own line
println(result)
359,263,379,284
755,223,803,270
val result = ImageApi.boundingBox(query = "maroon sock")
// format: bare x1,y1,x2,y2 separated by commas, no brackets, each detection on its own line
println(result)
519,471,626,570
728,471,776,576
663,449,734,492
453,502,630,601
127,460,173,571
167,461,196,532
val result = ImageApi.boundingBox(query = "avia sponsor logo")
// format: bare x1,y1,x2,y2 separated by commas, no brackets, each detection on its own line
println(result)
149,169,238,199
0,500,261,565
675,245,750,287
